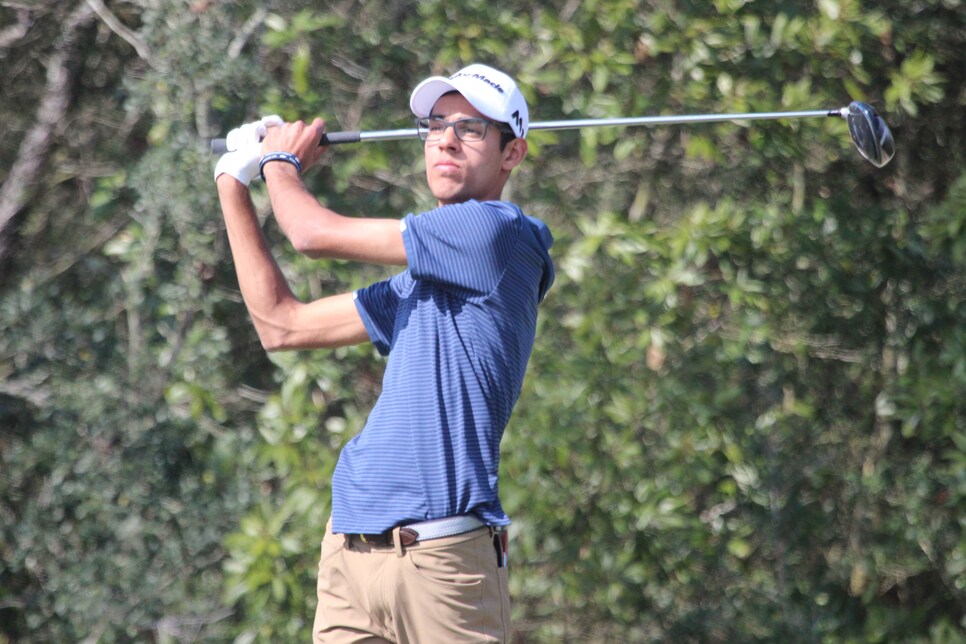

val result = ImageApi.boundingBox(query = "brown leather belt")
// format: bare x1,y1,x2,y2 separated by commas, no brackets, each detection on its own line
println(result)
356,527,418,548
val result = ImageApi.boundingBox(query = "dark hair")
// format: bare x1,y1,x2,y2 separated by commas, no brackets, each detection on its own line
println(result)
497,127,517,151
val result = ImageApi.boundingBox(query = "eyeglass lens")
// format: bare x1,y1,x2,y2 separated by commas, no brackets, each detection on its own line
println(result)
417,118,491,142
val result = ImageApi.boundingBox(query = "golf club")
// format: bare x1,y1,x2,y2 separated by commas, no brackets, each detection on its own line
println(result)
210,101,895,167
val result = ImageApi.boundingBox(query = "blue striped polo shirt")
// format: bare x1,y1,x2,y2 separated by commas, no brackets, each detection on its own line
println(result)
330,199,554,534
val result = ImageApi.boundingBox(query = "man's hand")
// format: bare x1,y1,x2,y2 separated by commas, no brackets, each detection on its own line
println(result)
261,118,328,175
214,115,284,186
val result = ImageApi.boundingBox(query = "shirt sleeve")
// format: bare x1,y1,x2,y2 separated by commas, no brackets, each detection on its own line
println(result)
353,275,403,356
402,201,521,296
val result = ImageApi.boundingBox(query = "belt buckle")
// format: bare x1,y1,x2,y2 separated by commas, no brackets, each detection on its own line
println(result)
359,534,371,545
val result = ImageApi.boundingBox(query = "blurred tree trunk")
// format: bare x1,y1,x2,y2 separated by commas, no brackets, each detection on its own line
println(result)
0,1,93,263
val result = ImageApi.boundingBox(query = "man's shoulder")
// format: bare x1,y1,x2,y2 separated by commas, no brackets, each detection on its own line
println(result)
417,199,522,217
448,200,551,234
405,200,526,236
406,200,553,254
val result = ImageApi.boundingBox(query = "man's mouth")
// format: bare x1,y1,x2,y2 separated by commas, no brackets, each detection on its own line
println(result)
434,160,460,174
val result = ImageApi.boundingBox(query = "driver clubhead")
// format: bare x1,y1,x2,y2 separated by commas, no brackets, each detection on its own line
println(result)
846,101,895,168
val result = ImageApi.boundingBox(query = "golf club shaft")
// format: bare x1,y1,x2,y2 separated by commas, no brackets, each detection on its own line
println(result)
209,108,844,154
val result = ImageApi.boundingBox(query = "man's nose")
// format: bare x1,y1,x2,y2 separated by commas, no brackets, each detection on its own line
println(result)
436,123,461,148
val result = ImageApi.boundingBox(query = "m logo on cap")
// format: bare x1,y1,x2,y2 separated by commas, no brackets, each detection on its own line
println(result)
510,110,524,134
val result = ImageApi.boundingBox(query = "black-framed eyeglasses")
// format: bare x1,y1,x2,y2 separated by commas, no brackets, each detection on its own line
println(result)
415,117,512,142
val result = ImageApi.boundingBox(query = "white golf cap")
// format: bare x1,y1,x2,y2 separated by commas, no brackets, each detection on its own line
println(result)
410,63,529,139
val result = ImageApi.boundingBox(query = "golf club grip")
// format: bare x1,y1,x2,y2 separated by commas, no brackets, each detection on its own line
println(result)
209,131,361,154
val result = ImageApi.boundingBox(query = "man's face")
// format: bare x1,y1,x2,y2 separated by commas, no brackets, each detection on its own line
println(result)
423,93,522,206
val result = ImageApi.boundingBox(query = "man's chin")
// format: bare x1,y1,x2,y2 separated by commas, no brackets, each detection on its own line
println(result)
430,185,466,206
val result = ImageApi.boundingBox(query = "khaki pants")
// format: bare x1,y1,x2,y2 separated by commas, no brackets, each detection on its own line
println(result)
313,519,510,643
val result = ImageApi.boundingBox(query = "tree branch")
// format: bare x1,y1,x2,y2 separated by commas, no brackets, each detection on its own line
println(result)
0,8,32,48
84,0,152,61
0,0,95,262
228,7,266,59
0,376,52,408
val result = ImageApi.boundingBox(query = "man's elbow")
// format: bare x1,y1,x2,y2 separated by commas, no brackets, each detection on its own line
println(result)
288,233,325,257
250,315,298,352
257,328,290,353
285,224,339,258
259,330,345,353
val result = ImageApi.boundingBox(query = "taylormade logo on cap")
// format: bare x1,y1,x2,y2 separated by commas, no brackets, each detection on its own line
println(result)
410,63,529,139
450,70,506,94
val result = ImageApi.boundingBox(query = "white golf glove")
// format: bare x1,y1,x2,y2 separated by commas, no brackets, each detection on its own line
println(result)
214,115,284,186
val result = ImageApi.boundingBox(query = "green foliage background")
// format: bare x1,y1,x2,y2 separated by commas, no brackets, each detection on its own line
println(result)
1,0,964,641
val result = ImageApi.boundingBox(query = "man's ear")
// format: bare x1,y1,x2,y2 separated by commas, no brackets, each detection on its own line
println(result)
501,138,528,171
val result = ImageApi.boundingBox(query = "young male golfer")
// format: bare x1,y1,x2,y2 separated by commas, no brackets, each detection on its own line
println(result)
214,63,555,643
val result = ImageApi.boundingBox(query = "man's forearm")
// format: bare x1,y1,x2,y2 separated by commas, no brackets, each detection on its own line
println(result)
260,162,408,265
216,175,300,343
260,162,340,256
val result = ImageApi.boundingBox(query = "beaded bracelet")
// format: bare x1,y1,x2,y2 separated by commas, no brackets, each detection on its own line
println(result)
259,151,303,181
